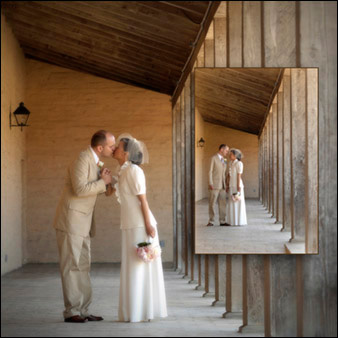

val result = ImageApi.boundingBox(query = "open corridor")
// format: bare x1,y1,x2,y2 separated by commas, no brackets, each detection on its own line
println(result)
195,199,291,254
1,264,263,337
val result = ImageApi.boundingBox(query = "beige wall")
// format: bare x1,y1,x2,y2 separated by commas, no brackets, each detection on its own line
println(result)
195,113,259,201
1,14,27,275
24,59,173,263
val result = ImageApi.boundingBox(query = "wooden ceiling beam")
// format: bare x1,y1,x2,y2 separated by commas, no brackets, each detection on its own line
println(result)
32,1,192,47
171,1,221,107
196,77,271,106
196,105,263,130
202,116,259,135
196,68,277,92
78,1,199,35
3,4,189,65
138,2,204,25
195,70,275,98
9,19,182,82
20,40,177,89
195,88,267,117
23,47,174,94
258,68,285,137
160,1,210,16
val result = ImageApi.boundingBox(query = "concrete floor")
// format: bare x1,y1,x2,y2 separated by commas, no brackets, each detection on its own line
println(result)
1,264,263,337
195,198,292,254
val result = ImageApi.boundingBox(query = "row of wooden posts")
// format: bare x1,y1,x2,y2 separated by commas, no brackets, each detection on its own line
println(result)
171,2,336,336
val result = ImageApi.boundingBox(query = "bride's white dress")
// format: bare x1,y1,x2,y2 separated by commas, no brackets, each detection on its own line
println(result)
116,161,167,322
226,159,247,226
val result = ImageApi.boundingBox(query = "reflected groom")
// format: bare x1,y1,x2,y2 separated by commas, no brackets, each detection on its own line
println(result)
206,144,230,227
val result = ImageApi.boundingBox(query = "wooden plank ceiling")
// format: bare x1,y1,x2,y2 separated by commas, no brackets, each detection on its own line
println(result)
1,1,220,96
195,68,283,135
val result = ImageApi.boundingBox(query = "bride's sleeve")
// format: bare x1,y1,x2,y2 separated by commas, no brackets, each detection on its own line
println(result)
130,167,146,195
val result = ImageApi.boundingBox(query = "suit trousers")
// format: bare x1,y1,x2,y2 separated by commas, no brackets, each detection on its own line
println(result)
208,189,226,224
56,230,92,319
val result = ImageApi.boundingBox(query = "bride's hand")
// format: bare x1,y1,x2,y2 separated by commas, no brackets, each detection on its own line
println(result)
146,224,156,238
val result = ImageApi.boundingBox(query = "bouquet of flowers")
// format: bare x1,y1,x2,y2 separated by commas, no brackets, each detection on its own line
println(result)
232,192,241,202
136,240,161,263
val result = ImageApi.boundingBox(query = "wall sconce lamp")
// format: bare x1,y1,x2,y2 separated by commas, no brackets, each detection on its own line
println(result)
197,137,205,148
10,102,31,131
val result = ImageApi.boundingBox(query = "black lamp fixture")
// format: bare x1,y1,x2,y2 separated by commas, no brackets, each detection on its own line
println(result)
10,102,31,131
197,137,205,148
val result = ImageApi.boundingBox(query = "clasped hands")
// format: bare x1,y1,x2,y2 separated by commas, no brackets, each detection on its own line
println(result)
101,168,112,185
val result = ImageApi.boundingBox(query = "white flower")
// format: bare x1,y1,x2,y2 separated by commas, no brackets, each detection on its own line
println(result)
98,161,104,169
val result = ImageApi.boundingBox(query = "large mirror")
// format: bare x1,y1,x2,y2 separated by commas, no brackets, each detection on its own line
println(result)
194,68,319,254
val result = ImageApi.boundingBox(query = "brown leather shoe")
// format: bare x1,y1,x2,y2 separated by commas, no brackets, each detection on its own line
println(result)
206,223,214,227
64,315,87,323
85,315,104,321
220,223,231,226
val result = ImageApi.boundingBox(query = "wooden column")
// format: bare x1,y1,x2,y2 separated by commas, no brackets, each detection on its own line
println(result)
264,256,271,337
305,68,318,254
190,65,197,283
270,256,297,336
291,68,306,241
175,98,182,271
195,254,205,291
172,102,178,270
282,69,292,232
272,100,278,218
184,76,192,278
264,1,297,67
269,111,273,213
301,2,336,336
264,124,269,209
223,255,232,317
277,90,284,224
214,1,227,67
240,255,264,333
228,1,242,67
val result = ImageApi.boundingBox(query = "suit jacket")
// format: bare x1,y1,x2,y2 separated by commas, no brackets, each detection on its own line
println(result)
53,147,107,238
208,154,227,190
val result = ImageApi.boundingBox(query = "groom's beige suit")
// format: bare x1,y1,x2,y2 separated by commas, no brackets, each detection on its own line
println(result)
208,153,228,225
53,147,107,319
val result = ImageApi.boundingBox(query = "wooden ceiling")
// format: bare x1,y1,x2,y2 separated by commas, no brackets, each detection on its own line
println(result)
195,68,283,135
1,1,220,96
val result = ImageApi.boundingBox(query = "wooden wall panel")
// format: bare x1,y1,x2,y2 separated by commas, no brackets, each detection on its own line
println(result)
228,1,242,67
243,1,261,67
300,2,337,336
214,2,227,67
264,1,297,67
173,2,336,337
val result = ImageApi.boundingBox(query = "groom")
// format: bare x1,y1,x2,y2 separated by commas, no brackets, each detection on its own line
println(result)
53,130,115,323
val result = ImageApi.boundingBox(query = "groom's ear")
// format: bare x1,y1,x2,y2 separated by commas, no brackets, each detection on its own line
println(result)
96,145,104,153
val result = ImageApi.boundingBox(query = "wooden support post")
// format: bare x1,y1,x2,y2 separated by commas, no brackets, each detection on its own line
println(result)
223,255,232,317
264,256,271,337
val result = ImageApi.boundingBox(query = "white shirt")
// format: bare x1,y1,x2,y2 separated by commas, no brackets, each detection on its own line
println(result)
90,146,99,164
116,161,157,230
217,153,224,163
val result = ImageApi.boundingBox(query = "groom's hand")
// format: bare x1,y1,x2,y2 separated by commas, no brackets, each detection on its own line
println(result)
101,169,112,185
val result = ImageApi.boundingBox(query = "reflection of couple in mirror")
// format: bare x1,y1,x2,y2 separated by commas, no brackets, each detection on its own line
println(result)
206,144,247,227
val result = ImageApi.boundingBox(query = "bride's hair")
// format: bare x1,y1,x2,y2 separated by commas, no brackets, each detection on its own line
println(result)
120,138,143,165
230,148,243,161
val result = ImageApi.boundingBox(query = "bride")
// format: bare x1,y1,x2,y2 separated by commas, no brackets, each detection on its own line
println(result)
108,134,168,323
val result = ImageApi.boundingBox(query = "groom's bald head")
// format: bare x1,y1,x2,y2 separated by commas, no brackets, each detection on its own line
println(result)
91,130,115,158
